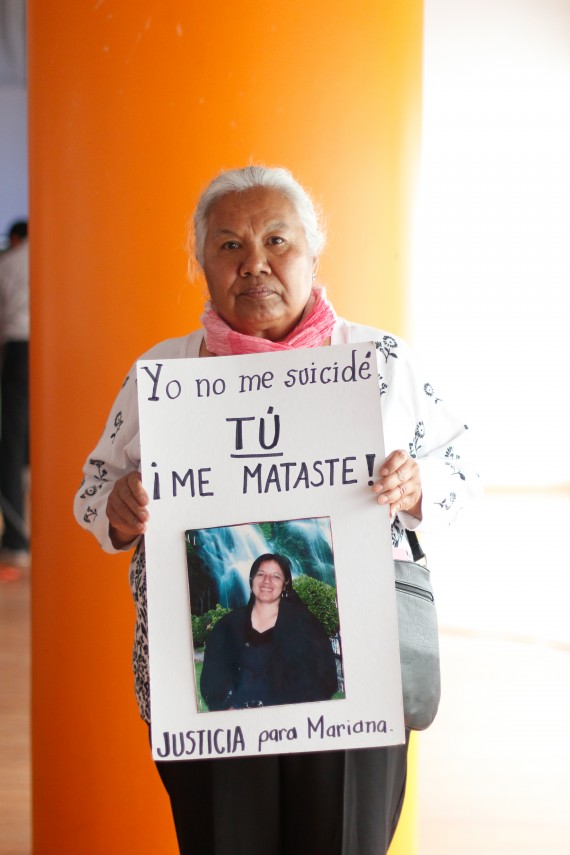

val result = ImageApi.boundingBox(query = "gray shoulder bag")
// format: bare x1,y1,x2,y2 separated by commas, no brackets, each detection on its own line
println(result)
395,531,441,730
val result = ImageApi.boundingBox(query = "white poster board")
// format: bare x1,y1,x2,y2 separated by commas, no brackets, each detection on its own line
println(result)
137,342,405,761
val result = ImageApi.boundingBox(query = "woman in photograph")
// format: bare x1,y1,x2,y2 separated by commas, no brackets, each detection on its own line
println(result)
200,552,338,710
74,164,479,855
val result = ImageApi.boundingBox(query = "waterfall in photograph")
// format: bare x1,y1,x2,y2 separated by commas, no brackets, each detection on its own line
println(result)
186,517,335,614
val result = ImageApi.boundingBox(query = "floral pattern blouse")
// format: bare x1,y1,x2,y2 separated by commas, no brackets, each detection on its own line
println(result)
73,319,480,722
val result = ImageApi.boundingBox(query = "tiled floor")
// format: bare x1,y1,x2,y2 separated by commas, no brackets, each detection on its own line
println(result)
1,490,569,853
417,489,570,854
418,630,570,854
0,566,31,855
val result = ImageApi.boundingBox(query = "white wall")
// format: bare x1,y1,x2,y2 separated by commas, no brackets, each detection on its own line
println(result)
0,1,27,242
412,0,570,487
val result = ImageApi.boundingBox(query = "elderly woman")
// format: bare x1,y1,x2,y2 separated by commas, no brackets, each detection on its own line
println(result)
200,553,339,711
74,165,479,855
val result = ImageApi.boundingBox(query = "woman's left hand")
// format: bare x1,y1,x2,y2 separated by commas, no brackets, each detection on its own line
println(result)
372,450,422,520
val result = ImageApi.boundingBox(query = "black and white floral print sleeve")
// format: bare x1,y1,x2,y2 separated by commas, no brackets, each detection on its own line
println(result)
375,332,480,532
73,364,142,553
334,320,481,534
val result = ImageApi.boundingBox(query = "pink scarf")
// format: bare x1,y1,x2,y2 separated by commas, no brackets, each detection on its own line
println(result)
200,286,337,356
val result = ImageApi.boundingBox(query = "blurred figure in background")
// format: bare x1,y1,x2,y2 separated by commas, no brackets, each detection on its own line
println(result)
0,220,30,572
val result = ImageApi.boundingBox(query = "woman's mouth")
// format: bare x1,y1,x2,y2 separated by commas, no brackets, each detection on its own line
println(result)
239,285,275,298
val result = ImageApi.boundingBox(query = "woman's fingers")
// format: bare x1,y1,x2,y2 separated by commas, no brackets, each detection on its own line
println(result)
106,472,149,542
372,450,422,519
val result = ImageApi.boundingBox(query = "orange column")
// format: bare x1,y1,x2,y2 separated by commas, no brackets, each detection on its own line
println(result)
28,1,422,852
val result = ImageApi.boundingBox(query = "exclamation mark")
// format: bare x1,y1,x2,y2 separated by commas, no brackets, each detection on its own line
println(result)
366,453,376,486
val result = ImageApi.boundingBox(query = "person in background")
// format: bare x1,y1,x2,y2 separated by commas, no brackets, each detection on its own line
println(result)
74,166,480,855
0,220,30,572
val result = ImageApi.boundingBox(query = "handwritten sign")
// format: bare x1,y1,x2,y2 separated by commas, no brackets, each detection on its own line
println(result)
138,342,405,760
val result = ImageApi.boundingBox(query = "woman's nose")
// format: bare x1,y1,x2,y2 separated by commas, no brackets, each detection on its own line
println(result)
239,244,271,277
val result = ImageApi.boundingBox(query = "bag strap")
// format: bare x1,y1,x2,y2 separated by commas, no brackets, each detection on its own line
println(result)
406,530,426,564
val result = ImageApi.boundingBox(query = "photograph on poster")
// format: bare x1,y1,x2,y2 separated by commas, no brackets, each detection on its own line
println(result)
186,517,344,713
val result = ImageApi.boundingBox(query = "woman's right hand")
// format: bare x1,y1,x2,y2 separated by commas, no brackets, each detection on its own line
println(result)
106,471,149,548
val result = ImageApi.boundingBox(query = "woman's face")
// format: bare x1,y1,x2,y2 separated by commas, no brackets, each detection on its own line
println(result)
251,560,286,605
202,187,317,341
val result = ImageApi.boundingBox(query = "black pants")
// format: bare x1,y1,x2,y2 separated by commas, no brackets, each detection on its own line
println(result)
0,341,29,551
155,740,408,855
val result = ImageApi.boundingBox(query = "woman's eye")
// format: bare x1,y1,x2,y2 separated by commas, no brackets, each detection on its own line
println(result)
267,236,285,245
221,240,240,250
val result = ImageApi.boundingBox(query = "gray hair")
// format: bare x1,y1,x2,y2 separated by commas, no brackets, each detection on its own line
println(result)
193,165,326,267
